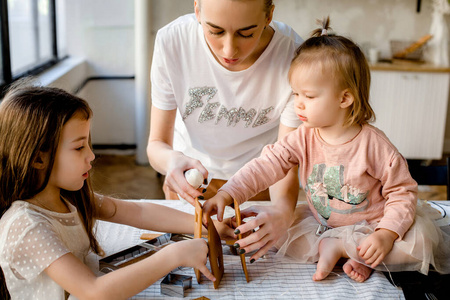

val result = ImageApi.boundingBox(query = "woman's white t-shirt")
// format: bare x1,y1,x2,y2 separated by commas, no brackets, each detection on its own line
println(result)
151,14,303,179
0,200,91,300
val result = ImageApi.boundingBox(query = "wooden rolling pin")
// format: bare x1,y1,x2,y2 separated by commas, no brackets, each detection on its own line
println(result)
393,34,432,59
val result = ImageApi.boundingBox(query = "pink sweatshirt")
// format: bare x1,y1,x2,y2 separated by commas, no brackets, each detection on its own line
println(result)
220,124,418,239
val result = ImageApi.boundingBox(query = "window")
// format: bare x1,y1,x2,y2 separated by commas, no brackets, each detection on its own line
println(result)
0,0,66,91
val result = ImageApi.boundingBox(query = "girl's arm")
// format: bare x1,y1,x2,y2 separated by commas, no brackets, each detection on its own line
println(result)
45,238,213,300
376,154,418,239
216,127,300,206
147,106,206,204
233,124,299,261
202,125,300,243
97,195,235,239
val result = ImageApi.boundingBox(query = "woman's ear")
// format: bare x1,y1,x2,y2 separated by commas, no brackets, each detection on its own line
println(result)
194,1,201,23
32,152,48,170
266,5,275,26
340,89,354,109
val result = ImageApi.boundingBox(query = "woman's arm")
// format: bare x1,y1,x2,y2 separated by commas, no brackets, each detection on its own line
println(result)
147,105,206,203
45,239,213,300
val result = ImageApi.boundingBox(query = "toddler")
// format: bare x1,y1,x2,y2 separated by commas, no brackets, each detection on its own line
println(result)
203,17,450,283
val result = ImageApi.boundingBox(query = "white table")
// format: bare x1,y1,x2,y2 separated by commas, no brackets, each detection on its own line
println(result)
94,200,450,299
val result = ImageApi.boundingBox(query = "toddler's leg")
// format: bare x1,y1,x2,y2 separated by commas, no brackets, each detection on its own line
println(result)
342,259,373,283
313,238,346,281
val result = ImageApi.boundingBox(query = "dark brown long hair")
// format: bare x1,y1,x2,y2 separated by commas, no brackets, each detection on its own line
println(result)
0,79,102,298
289,16,375,127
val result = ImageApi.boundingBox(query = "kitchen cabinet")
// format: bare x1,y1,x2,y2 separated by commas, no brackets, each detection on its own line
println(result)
369,64,450,159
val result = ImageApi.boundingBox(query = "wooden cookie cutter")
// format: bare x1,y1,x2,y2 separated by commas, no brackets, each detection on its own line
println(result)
233,198,250,283
194,198,224,289
194,198,250,288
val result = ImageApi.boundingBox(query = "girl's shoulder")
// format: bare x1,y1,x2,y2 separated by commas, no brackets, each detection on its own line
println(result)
361,124,399,151
0,201,52,234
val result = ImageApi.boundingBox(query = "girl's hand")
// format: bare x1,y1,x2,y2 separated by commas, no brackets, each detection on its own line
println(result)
212,217,237,240
230,205,294,262
165,152,208,205
170,239,216,282
357,229,398,268
202,191,233,223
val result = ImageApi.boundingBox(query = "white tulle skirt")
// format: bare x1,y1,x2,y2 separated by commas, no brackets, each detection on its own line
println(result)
275,200,450,275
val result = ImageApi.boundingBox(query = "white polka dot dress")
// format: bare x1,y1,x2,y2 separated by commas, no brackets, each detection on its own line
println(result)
0,200,90,300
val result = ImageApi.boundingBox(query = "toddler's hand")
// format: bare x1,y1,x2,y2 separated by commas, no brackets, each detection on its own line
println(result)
213,217,237,240
357,229,398,268
202,191,233,223
170,239,215,282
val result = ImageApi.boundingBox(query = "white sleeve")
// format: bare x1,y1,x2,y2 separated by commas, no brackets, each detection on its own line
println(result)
280,97,301,128
5,215,69,280
150,30,178,111
273,21,303,129
272,20,304,46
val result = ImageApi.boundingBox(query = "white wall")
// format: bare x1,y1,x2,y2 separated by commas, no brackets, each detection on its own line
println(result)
64,0,135,76
60,0,450,154
77,79,136,145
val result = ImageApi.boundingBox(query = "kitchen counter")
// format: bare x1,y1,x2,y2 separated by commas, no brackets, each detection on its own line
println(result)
370,60,450,73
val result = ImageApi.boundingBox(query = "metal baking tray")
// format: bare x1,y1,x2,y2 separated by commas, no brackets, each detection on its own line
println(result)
99,233,194,273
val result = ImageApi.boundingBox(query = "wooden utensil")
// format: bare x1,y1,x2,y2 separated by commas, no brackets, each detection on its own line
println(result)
393,34,432,59
234,198,250,283
194,198,224,289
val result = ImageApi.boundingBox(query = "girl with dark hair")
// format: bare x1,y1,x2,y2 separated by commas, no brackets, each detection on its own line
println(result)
0,80,233,299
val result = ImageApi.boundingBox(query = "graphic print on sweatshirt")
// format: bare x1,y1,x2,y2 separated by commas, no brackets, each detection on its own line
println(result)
306,164,369,224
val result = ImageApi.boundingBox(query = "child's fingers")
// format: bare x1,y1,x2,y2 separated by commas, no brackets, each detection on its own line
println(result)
216,205,225,222
365,248,383,265
370,255,384,268
361,246,377,260
365,253,379,266
197,264,216,282
202,204,216,225
202,202,215,216
357,242,370,258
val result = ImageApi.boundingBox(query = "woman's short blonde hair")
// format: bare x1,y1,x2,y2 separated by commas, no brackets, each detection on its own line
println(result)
197,0,274,16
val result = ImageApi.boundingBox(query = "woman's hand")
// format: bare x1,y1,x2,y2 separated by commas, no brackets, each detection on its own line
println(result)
170,239,216,282
357,228,398,268
231,205,294,262
165,151,208,205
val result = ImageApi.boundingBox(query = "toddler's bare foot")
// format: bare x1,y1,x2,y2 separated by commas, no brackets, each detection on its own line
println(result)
342,259,373,282
312,238,344,281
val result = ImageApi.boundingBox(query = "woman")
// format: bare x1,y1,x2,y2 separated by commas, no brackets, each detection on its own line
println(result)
148,0,302,260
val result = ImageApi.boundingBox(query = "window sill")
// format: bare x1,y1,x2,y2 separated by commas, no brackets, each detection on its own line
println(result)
37,56,88,92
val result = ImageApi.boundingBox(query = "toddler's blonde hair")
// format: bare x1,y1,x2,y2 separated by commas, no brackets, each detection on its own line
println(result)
289,16,375,126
